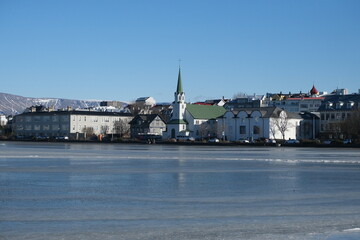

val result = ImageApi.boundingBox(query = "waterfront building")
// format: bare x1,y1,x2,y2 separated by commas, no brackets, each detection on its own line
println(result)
129,114,166,139
318,94,360,138
12,108,133,140
217,107,302,141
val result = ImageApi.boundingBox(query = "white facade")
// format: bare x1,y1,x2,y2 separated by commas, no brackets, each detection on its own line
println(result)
135,97,156,107
269,97,324,113
217,107,301,141
13,111,133,139
0,114,7,126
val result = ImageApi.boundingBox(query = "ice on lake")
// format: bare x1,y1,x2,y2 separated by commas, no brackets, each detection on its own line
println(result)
1,142,360,239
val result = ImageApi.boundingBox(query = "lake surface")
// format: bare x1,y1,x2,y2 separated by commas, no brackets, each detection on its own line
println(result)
1,141,360,239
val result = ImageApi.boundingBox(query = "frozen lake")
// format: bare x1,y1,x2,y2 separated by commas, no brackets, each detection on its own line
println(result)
1,141,360,239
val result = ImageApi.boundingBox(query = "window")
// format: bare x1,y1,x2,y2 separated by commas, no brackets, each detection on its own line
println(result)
253,126,260,135
239,126,246,134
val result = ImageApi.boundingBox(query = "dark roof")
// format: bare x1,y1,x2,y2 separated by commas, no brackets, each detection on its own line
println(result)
299,111,320,120
18,110,133,117
318,94,360,111
129,114,165,126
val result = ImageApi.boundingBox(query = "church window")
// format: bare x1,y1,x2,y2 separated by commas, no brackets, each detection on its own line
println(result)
253,126,260,135
240,126,246,134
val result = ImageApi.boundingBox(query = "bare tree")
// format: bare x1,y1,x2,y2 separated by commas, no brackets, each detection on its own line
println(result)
82,127,94,140
275,111,292,140
198,122,210,140
341,109,360,139
114,119,130,137
100,125,109,135
269,119,277,139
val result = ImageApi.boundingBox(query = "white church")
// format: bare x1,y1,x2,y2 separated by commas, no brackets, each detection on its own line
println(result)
164,68,226,140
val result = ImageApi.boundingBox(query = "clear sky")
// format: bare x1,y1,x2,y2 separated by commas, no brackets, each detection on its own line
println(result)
1,0,359,103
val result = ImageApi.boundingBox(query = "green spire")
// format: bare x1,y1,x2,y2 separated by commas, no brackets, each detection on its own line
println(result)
176,67,183,93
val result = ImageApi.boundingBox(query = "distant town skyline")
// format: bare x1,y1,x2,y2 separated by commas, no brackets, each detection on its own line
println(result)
1,0,359,102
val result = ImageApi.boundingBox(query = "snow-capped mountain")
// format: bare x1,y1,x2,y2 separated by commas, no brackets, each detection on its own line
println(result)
0,92,105,115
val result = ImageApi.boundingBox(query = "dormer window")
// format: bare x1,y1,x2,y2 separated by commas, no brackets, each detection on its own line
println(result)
347,101,354,109
326,102,333,109
336,101,344,109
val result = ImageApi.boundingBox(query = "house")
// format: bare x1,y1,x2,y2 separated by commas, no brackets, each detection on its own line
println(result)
12,107,133,140
217,107,302,141
164,68,226,139
129,114,166,139
318,94,360,138
0,112,7,126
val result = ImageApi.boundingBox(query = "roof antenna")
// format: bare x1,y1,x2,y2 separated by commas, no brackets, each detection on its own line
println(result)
178,58,182,69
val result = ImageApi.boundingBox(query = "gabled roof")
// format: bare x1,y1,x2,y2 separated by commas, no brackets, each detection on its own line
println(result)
186,104,226,119
129,114,165,126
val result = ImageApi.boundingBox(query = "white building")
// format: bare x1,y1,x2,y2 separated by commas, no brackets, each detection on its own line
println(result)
270,97,324,113
0,112,8,126
135,97,156,107
13,109,133,140
217,107,302,141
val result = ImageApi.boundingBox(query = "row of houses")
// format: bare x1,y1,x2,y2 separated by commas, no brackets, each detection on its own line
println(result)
4,69,360,141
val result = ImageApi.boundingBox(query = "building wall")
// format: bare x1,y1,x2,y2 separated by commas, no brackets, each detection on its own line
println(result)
13,111,132,139
219,110,301,141
0,114,8,126
69,114,132,136
14,113,70,137
148,116,166,135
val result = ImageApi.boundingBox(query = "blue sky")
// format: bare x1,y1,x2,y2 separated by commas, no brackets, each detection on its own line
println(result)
1,0,359,103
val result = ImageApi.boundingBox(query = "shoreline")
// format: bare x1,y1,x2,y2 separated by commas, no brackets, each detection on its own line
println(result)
1,139,359,148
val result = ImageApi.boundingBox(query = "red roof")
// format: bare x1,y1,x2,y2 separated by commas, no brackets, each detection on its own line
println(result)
193,102,212,105
287,97,324,100
310,85,319,95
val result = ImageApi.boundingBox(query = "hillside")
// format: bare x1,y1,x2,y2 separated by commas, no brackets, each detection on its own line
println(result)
0,92,103,115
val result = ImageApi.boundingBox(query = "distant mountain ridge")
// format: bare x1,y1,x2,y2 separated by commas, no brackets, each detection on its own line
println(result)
0,92,105,115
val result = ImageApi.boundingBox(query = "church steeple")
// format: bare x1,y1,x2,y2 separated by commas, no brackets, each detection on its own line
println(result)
174,67,185,103
176,67,183,93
